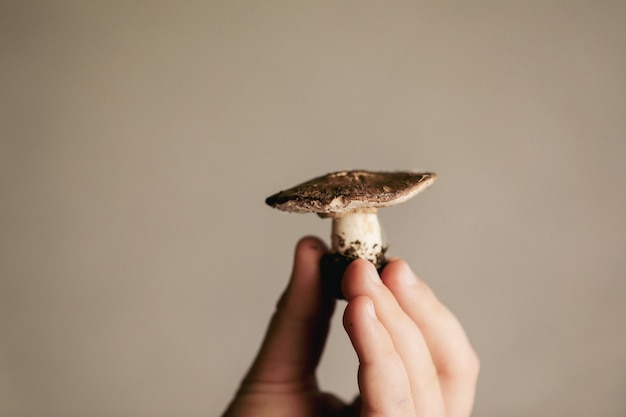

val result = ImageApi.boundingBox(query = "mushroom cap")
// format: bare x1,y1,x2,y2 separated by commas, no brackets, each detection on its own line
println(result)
265,170,436,217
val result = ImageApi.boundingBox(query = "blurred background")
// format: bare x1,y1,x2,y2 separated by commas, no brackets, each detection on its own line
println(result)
1,2,625,416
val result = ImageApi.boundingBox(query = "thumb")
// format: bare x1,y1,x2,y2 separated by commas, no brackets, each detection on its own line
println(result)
244,236,334,385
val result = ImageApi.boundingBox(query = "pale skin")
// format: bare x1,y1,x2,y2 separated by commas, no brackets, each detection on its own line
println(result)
223,236,479,417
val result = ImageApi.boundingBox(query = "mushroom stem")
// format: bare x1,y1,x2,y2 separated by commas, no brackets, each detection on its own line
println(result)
330,210,385,266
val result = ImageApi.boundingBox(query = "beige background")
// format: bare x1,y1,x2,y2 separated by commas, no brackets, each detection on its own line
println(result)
2,2,625,416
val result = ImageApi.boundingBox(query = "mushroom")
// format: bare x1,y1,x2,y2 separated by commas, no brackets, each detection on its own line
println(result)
265,170,436,298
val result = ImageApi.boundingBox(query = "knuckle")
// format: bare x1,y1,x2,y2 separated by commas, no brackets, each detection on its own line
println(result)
436,345,480,384
450,348,481,382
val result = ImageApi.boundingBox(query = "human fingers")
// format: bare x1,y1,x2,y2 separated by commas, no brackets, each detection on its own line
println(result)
343,295,415,417
381,259,479,417
243,236,335,387
342,260,445,417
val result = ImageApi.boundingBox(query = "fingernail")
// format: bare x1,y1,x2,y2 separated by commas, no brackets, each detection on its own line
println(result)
401,263,419,286
366,300,377,318
367,263,382,284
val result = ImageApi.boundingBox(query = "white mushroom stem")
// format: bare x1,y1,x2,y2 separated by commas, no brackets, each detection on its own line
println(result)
331,210,384,264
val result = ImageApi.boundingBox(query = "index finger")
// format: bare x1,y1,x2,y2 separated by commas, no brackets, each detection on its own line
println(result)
343,295,416,417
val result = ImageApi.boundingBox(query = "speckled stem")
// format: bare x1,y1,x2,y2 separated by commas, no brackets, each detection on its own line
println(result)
322,212,388,299
330,210,384,265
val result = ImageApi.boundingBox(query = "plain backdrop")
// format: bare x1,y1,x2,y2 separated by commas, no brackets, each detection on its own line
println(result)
1,2,625,416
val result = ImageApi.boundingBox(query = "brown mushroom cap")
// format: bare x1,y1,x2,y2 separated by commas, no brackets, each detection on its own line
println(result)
265,170,436,217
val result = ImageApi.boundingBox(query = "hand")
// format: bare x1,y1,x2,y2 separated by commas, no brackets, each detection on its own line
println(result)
341,258,479,417
222,237,479,417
